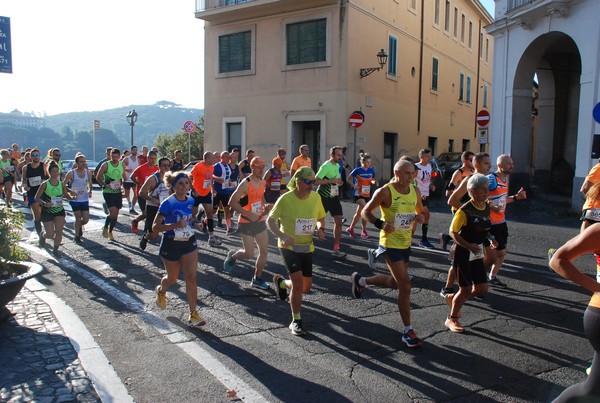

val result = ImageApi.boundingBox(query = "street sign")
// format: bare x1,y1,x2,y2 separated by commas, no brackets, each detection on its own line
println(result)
477,109,490,127
0,17,12,74
183,120,196,133
93,120,100,130
349,111,365,128
593,102,600,124
478,127,488,144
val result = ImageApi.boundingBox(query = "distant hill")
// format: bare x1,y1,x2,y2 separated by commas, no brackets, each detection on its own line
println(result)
44,101,204,147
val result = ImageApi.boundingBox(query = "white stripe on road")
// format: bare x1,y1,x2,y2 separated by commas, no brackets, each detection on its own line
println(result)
22,243,268,402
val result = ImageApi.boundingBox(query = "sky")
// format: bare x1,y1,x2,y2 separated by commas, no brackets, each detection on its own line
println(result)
1,0,494,116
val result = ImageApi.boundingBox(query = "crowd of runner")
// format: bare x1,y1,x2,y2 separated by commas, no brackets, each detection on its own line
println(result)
2,141,599,400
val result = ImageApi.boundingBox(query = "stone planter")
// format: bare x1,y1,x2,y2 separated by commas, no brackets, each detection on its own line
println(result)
0,261,45,321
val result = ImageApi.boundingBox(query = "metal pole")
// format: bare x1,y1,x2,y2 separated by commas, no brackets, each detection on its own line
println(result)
188,131,191,162
93,128,96,161
353,127,357,170
130,125,134,147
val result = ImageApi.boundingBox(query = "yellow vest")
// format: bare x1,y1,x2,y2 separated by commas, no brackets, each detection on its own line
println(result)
379,183,417,249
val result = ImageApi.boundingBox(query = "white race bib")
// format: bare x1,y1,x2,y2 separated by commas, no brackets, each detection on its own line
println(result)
203,179,211,189
469,244,484,261
109,180,122,190
295,218,316,236
493,196,507,212
361,185,371,196
50,196,62,207
28,176,42,187
394,212,415,230
585,208,600,222
229,180,237,189
330,185,339,196
73,187,87,195
173,226,193,241
251,201,262,214
271,181,280,190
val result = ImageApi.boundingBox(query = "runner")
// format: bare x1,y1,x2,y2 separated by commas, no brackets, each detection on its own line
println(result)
170,150,184,172
238,149,255,179
130,151,159,235
0,149,16,207
97,148,126,241
264,157,284,204
276,148,291,195
190,151,221,247
415,148,435,248
35,162,74,256
64,154,93,244
227,149,241,234
267,167,326,336
350,159,426,348
315,146,346,258
290,145,312,177
225,156,271,290
153,171,206,328
138,157,171,250
486,154,527,286
212,151,235,234
21,148,47,239
347,154,378,240
123,145,140,214
549,224,600,402
45,148,64,180
444,174,497,332
138,146,149,165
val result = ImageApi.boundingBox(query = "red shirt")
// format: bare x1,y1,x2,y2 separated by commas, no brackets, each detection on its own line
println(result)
138,154,148,165
131,163,158,194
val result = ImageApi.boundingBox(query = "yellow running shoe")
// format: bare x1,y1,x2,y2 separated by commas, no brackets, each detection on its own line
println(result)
188,310,206,327
155,285,166,309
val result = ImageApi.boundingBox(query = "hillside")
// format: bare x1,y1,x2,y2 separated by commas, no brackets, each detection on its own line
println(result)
44,101,204,147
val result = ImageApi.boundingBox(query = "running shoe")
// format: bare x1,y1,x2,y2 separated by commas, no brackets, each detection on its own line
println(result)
351,272,364,299
131,219,139,234
444,316,464,333
155,285,166,309
587,366,592,376
102,227,109,239
346,227,358,238
129,208,137,215
38,235,46,248
547,248,556,271
401,329,422,348
361,231,369,240
366,248,377,269
223,250,236,273
108,231,115,241
52,246,60,257
187,310,206,327
419,240,435,249
140,235,148,251
488,276,507,287
332,249,347,259
473,294,485,301
273,274,288,300
250,277,269,290
74,236,83,244
289,320,306,336
440,287,453,298
208,237,222,247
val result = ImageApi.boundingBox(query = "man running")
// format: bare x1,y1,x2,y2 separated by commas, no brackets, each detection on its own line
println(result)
238,149,255,179
190,152,221,247
64,154,93,244
224,156,271,290
415,148,435,248
486,154,526,286
276,148,291,195
351,159,426,348
290,145,312,177
130,151,159,234
97,148,126,241
212,151,235,233
171,150,184,172
123,145,140,214
21,148,47,239
315,146,346,258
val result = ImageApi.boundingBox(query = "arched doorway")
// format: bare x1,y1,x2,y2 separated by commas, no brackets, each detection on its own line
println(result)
510,32,581,195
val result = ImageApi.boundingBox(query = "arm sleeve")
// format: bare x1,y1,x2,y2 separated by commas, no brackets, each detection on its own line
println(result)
450,209,467,233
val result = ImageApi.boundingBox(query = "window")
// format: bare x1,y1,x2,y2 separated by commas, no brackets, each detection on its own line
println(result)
219,31,252,73
462,139,470,151
409,0,417,12
226,122,242,152
483,83,488,107
485,38,490,62
432,57,439,91
428,137,438,156
480,33,484,58
453,7,458,38
466,76,471,103
286,18,327,65
461,14,466,44
468,21,473,49
388,35,397,77
459,72,464,101
444,1,450,32
434,0,440,25
448,139,454,152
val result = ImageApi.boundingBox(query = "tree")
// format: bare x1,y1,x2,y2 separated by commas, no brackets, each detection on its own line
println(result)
154,117,204,162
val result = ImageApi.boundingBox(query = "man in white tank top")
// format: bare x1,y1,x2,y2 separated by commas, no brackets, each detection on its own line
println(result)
123,145,139,214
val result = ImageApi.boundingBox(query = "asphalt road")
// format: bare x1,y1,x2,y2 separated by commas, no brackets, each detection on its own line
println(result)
16,187,595,402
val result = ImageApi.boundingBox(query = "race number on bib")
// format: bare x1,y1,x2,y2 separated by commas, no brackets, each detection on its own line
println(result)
360,185,371,196
251,201,262,214
493,196,507,212
469,244,484,261
271,181,280,191
203,179,211,189
109,180,122,190
585,208,600,222
73,187,87,195
50,196,63,207
295,218,316,236
28,176,42,187
394,212,415,230
159,189,170,204
330,185,339,196
174,226,193,241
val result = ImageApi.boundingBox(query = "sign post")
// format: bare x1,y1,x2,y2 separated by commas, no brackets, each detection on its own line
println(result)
183,120,196,162
477,110,490,127
349,111,365,169
92,120,100,161
0,17,12,74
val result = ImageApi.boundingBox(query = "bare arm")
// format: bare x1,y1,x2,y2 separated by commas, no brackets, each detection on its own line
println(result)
448,177,468,209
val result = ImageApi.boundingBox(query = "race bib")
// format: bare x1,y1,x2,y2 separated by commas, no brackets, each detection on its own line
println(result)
50,196,62,207
251,201,262,214
271,181,280,191
158,189,170,203
28,176,42,187
469,244,484,261
229,180,238,188
109,180,122,190
73,187,87,195
173,226,193,241
360,185,371,196
330,185,339,196
293,244,311,253
493,196,507,212
585,208,600,222
295,218,316,236
203,179,211,189
394,212,415,230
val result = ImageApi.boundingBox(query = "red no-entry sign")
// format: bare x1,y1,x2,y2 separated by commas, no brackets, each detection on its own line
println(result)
477,110,490,127
349,111,365,128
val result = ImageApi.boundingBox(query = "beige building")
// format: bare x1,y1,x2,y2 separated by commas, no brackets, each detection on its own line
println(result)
196,0,493,180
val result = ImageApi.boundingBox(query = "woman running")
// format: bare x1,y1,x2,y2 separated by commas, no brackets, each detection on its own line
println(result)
153,171,205,327
346,154,378,239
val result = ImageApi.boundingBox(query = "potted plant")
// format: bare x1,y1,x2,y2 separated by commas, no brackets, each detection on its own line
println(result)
0,204,44,321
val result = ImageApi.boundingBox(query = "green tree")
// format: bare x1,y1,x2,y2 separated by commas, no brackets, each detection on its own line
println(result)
154,117,204,162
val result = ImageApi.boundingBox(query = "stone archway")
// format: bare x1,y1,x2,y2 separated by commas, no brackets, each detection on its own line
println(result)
510,32,581,195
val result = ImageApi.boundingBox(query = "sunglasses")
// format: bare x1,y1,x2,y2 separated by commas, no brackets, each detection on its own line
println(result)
31,154,40,157
302,179,316,185
54,154,61,157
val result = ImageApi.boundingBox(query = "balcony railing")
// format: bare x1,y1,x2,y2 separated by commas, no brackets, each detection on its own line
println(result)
196,0,256,12
507,0,535,12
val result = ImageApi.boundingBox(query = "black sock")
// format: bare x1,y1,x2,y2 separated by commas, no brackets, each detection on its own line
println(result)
207,218,214,232
422,224,429,240
34,220,42,235
104,216,111,229
109,218,117,232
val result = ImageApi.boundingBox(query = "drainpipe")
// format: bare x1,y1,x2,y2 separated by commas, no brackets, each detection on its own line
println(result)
474,19,482,143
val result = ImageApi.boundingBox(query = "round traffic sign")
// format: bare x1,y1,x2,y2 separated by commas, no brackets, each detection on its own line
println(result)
593,102,600,124
477,110,490,127
349,112,365,128
183,120,196,133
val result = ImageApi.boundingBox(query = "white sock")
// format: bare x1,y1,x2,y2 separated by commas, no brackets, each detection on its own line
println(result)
358,277,367,287
403,325,413,333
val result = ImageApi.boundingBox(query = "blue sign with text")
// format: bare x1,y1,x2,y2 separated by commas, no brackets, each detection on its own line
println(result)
0,17,12,74
594,102,600,124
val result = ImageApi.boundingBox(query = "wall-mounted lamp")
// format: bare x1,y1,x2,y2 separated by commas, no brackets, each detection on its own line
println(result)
359,49,388,78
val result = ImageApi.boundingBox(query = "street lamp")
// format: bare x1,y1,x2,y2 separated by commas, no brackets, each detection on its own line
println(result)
126,110,138,147
359,49,388,78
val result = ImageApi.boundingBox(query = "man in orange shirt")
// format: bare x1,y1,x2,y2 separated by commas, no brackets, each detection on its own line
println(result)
190,151,221,247
290,144,312,177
